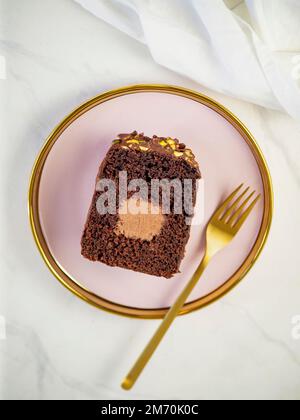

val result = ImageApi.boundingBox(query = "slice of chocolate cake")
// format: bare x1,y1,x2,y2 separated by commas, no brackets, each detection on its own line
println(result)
81,131,201,278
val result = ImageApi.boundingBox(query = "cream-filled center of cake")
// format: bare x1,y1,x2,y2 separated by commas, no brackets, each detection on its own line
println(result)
115,198,165,241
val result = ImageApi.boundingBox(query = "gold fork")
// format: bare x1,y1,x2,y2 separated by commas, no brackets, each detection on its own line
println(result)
122,184,260,390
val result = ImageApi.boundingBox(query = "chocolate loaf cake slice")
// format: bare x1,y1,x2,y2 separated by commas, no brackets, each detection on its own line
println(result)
81,132,201,278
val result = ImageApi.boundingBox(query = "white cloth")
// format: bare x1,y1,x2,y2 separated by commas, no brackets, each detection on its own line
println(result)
74,0,300,120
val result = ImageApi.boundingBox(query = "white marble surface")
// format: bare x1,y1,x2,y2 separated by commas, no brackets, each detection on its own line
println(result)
0,0,300,400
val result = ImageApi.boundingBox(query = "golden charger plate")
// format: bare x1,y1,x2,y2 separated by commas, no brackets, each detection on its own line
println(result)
28,85,273,319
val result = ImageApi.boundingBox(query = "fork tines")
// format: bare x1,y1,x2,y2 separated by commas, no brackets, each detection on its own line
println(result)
217,184,261,228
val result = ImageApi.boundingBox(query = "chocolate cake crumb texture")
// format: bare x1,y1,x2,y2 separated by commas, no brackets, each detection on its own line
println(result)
81,132,201,278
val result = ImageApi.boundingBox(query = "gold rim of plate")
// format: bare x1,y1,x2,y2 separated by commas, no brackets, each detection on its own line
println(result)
28,84,274,319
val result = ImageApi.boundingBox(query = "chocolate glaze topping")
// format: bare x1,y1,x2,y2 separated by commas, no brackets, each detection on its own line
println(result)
112,131,199,169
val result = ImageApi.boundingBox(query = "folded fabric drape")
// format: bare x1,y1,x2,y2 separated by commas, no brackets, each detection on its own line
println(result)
74,0,300,120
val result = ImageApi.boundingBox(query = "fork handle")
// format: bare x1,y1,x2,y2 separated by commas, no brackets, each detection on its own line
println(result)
121,253,211,390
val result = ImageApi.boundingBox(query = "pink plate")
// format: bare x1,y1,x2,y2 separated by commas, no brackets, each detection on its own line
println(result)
29,85,272,318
